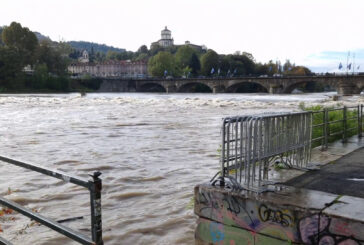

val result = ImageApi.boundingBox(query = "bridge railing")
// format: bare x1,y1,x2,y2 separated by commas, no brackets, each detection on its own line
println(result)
0,156,103,245
95,73,364,80
311,105,363,149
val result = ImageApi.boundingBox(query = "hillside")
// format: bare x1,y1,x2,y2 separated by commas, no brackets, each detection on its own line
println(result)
34,32,51,42
0,25,125,54
67,41,126,53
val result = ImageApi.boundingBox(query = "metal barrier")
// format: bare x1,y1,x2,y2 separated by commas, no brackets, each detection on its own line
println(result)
311,105,363,149
215,105,364,192
0,156,103,245
219,112,312,192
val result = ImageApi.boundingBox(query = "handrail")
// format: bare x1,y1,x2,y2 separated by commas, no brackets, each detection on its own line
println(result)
0,156,103,245
310,105,363,150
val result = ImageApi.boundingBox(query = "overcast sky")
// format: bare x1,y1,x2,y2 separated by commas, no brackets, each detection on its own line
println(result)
1,0,363,72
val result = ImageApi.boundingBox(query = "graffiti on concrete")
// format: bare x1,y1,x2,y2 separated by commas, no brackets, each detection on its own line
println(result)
298,214,362,245
195,218,255,245
196,189,296,241
195,188,364,244
209,222,225,243
258,204,293,227
198,190,258,230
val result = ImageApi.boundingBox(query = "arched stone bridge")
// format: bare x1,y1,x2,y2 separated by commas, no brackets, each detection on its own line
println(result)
98,75,364,95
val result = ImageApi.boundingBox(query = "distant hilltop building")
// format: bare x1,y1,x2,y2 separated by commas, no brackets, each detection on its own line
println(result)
151,26,174,48
78,50,89,63
151,26,207,51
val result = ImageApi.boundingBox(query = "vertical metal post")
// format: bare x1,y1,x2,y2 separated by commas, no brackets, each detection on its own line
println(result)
343,106,347,143
221,122,226,180
358,105,361,138
360,104,363,138
90,171,103,245
323,108,328,150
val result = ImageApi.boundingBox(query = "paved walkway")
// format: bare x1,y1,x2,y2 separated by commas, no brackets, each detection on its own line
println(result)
286,146,364,198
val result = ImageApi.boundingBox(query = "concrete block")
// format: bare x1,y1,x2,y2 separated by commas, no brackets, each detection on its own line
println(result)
322,195,364,242
195,217,293,245
194,184,339,243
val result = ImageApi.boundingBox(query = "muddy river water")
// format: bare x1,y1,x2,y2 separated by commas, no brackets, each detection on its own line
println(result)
0,92,362,244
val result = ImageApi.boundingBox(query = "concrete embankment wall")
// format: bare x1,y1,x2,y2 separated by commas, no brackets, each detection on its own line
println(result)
194,184,364,244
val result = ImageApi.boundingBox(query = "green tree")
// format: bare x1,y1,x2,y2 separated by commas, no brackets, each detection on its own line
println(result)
2,22,38,66
283,59,293,73
106,50,119,60
219,56,231,75
89,46,95,63
255,62,269,75
0,27,3,45
200,49,219,76
135,53,148,61
149,45,164,56
0,46,22,80
286,66,312,76
175,45,195,68
137,45,148,54
35,40,69,75
175,45,201,75
231,53,255,75
32,63,49,89
266,60,279,75
181,66,192,77
189,53,201,75
148,51,178,77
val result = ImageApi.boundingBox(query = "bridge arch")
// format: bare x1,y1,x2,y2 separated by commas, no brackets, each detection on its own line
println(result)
283,80,335,94
226,82,268,93
178,82,213,93
138,83,167,92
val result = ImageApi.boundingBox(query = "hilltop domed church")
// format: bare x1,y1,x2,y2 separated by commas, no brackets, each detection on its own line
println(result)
151,26,174,48
151,26,207,51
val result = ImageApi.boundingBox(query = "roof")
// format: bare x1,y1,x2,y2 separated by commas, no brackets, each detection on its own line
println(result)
162,26,171,32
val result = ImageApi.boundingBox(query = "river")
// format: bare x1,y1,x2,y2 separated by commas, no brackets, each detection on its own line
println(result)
0,92,362,244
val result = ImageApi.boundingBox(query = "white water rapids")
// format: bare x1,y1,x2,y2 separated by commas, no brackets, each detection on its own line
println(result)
0,92,362,244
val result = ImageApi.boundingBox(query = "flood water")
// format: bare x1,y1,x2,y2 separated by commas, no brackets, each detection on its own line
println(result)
0,92,362,244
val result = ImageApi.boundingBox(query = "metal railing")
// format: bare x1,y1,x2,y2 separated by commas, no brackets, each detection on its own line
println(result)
311,105,363,150
218,112,312,192
215,105,364,192
0,156,103,245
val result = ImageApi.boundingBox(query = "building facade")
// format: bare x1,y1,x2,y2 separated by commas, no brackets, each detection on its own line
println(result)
68,60,148,78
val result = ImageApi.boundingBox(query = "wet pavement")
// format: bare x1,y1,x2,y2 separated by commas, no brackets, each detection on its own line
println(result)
286,140,364,198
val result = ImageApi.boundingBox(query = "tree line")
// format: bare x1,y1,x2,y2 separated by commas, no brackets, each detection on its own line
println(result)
0,21,312,92
146,46,312,78
0,22,72,91
100,43,312,78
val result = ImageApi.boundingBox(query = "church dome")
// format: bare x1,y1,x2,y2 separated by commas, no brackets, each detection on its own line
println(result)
161,26,171,35
161,26,172,41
